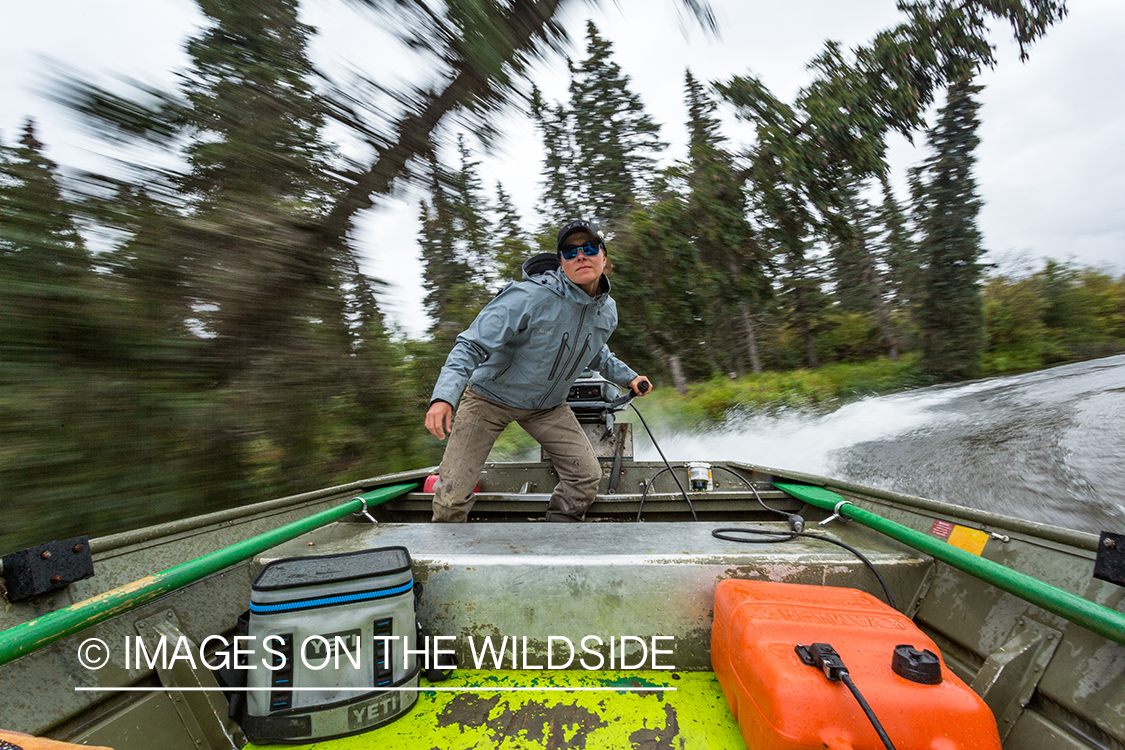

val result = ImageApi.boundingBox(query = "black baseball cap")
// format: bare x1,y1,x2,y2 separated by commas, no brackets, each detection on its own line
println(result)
556,218,605,253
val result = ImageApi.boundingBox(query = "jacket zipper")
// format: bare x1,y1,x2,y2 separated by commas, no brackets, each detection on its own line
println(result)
539,306,588,408
547,331,570,381
565,335,592,381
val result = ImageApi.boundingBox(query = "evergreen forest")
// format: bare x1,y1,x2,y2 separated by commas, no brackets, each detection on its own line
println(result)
3,0,1121,555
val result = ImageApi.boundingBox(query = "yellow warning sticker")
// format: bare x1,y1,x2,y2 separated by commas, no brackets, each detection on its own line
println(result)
947,525,989,556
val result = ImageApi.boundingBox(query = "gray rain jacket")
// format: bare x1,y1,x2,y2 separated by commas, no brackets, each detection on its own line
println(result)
430,259,638,410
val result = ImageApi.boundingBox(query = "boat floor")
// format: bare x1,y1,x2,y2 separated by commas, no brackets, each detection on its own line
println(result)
240,520,926,749
245,670,746,750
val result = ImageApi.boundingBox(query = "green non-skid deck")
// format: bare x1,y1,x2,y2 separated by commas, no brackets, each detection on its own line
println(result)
247,670,746,750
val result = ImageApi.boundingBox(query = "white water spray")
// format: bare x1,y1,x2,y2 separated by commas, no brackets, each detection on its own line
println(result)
633,385,976,475
631,355,1125,533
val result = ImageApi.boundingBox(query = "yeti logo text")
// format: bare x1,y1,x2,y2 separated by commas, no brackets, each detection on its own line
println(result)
303,629,362,671
347,692,401,731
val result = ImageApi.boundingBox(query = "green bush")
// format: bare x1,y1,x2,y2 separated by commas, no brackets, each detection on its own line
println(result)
621,354,924,427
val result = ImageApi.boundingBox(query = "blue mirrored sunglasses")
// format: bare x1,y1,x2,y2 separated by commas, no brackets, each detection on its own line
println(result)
560,241,601,261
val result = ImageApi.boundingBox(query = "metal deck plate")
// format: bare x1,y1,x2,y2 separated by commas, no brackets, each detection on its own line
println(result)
245,670,746,750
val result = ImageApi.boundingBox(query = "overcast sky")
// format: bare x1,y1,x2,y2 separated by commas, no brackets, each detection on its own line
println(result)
3,0,1122,338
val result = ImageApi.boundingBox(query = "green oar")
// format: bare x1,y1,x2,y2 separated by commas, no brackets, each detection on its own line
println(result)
775,482,1125,646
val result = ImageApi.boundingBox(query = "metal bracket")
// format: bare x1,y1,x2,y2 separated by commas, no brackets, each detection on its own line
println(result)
353,498,378,524
0,536,94,601
1094,531,1125,587
970,616,1062,741
135,609,242,749
819,500,853,526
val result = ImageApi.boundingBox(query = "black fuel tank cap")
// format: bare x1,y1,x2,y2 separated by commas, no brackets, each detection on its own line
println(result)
892,645,942,684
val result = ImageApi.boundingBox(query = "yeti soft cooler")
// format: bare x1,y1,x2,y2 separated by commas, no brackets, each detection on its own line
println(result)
242,546,420,743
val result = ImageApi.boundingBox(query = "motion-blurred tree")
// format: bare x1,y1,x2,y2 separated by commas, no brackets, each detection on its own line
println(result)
0,120,95,362
875,174,918,310
1039,260,1125,354
451,135,494,298
824,179,900,360
610,176,712,392
530,87,580,228
982,271,1049,371
419,156,480,341
178,0,339,375
0,121,102,553
981,259,1125,373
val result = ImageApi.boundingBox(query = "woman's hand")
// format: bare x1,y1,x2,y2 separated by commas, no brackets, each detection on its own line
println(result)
426,401,454,439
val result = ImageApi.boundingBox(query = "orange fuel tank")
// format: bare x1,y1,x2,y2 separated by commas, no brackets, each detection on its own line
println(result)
711,579,1001,750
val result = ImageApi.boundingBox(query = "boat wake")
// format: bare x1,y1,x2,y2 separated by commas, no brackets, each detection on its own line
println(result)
636,355,1125,534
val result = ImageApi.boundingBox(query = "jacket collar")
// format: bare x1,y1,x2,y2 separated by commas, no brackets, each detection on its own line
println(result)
527,267,610,304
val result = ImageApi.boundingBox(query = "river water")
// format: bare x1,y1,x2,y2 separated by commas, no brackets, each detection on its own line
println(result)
636,354,1125,535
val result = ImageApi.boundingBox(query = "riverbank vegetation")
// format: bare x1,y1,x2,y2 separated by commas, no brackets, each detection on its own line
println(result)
7,0,1117,555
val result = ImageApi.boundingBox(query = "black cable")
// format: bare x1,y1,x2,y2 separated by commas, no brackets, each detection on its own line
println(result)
634,463,666,521
841,673,897,750
712,464,807,532
636,465,675,522
800,643,897,750
629,404,697,521
711,527,896,610
710,464,789,519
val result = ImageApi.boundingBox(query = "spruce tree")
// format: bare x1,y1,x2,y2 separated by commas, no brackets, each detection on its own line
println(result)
715,0,1065,368
752,139,827,369
418,157,478,338
610,180,712,391
0,122,128,552
566,21,664,223
875,174,917,308
914,78,986,379
451,135,493,298
182,0,330,206
530,86,580,225
493,182,532,285
825,178,900,360
683,70,769,373
178,0,339,375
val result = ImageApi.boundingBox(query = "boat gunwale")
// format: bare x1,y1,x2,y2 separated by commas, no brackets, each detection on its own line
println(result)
728,462,1102,552
86,468,437,556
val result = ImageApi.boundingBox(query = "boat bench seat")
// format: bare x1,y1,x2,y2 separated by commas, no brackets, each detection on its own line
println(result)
260,521,932,670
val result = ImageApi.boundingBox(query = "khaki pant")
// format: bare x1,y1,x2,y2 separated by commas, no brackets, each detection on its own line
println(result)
432,388,601,523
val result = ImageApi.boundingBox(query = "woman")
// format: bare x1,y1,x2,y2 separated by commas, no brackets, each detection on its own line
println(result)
425,218,651,522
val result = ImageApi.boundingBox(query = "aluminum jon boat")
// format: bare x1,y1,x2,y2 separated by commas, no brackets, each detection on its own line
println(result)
1,379,1122,750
